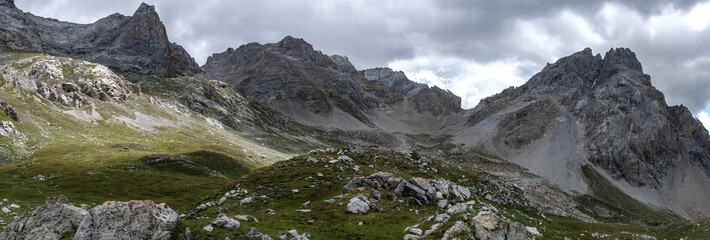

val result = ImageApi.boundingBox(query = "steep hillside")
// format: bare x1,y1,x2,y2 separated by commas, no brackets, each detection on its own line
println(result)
454,47,710,219
0,1,201,77
0,48,296,226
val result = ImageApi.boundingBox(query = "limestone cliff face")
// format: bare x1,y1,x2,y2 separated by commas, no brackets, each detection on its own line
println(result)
467,47,710,189
0,2,201,77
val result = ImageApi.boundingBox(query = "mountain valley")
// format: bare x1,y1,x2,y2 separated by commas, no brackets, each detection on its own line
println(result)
0,1,709,239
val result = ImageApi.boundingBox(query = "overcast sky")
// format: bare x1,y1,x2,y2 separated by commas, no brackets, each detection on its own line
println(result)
16,0,710,129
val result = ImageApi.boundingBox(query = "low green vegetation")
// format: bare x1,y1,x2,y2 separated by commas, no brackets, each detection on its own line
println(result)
171,148,695,239
0,66,289,224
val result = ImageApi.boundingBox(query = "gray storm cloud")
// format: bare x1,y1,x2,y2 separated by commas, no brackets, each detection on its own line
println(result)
15,0,710,117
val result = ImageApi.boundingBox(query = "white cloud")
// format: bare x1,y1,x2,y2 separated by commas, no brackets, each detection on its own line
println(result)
389,56,537,109
683,1,710,31
698,111,710,131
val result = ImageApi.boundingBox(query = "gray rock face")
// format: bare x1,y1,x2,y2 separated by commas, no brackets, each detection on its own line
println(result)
394,177,437,205
329,55,357,73
471,211,506,240
363,67,427,97
468,47,710,189
410,86,462,116
0,101,19,122
0,52,141,108
0,3,200,77
73,200,178,240
0,196,87,240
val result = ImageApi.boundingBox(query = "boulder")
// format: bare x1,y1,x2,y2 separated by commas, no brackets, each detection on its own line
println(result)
212,214,240,229
507,222,535,240
395,178,436,205
366,172,403,190
73,200,178,240
246,227,273,240
241,196,254,205
370,189,381,201
472,211,507,240
337,155,354,165
0,196,87,240
434,213,450,223
441,221,472,240
346,195,370,214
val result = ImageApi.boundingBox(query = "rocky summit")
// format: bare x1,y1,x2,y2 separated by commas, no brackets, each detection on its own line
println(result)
0,2,710,240
0,2,200,77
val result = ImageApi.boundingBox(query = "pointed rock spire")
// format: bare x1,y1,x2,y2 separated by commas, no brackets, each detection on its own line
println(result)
133,3,157,16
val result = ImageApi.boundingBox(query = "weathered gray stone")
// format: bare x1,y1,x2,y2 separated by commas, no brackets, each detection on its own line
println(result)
246,227,273,240
441,221,471,240
394,177,436,205
0,196,87,240
346,195,370,214
212,214,240,229
73,200,178,240
471,211,507,240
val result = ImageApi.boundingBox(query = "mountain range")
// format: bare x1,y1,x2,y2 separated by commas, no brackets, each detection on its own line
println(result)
0,1,709,239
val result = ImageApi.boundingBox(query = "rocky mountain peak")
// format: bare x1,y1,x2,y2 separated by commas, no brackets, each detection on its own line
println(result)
603,47,643,72
0,0,14,8
0,2,201,77
134,3,157,16
467,47,710,190
277,36,314,51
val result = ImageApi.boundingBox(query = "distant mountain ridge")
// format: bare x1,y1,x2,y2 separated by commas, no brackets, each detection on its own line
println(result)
203,36,465,132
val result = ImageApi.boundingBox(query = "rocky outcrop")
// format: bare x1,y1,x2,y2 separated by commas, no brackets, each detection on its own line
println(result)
73,200,178,240
0,54,140,108
0,2,200,77
329,55,357,73
410,86,462,116
0,196,87,240
0,120,16,137
466,47,710,189
0,101,19,122
363,67,427,97
395,177,437,205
